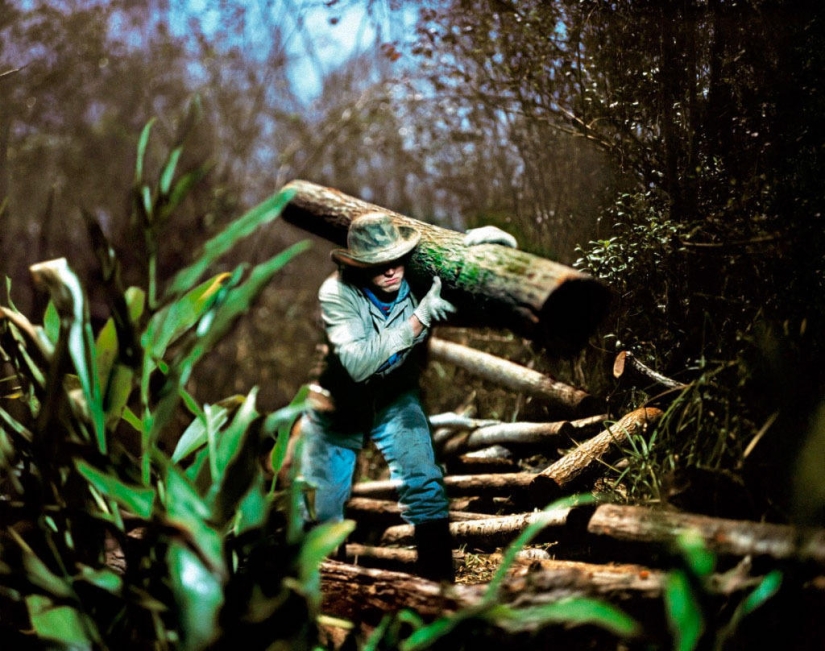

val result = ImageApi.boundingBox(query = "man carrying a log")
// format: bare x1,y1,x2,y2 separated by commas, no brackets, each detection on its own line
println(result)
297,211,515,582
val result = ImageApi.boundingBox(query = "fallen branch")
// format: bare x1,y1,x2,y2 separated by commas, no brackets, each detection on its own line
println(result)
351,472,536,501
429,337,598,413
380,508,573,547
613,351,687,391
588,503,825,567
530,407,663,503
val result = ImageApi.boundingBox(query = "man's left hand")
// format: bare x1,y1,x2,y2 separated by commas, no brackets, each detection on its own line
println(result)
463,226,518,249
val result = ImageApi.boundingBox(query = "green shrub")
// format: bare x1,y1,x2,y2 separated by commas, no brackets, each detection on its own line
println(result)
0,116,353,649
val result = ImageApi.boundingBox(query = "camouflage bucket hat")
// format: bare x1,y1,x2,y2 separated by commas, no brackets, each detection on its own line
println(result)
331,212,421,267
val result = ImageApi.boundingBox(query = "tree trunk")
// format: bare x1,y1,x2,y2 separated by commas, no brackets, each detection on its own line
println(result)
588,503,825,567
530,408,664,503
429,337,598,414
281,179,610,353
380,508,573,547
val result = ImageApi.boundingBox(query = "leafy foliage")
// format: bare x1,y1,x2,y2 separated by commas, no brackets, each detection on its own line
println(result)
0,119,351,649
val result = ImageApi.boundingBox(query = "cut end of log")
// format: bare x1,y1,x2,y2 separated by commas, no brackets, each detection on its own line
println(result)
536,276,612,356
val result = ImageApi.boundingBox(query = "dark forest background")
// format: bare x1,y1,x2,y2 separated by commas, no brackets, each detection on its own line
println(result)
2,0,824,525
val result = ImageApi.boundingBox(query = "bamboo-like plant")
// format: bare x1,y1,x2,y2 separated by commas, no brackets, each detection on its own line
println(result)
0,112,352,649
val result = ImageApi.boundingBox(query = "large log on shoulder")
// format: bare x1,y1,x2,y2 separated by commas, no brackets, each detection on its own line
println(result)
281,179,611,353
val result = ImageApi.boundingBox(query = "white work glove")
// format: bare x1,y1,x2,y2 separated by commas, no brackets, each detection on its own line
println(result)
414,277,456,328
463,225,518,249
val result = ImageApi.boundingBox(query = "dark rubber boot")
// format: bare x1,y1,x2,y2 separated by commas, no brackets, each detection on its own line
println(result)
414,518,455,583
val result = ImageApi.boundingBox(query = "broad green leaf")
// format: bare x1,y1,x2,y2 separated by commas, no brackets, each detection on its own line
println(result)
488,598,639,637
172,404,229,463
165,187,298,298
95,316,119,393
739,569,782,616
299,520,355,610
26,596,93,646
145,272,233,361
43,300,60,344
401,615,461,651
168,541,223,651
664,569,704,651
675,529,715,578
104,364,135,429
162,464,223,570
233,475,269,535
76,460,155,518
214,389,258,481
174,242,310,386
265,385,310,478
75,565,123,594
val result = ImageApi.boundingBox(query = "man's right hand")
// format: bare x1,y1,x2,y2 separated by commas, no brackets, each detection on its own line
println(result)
414,277,456,328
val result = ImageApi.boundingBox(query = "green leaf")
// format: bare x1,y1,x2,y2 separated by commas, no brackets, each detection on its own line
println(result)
488,598,639,637
29,258,106,452
145,272,233,361
664,569,704,651
165,187,298,299
175,242,310,382
213,389,259,483
675,529,715,578
75,565,123,595
43,300,60,344
160,146,183,195
299,520,355,609
172,403,230,463
103,364,135,429
264,385,310,477
160,165,210,222
26,596,93,646
76,460,155,519
168,541,223,651
739,569,782,616
162,464,224,570
135,118,156,184
233,475,269,535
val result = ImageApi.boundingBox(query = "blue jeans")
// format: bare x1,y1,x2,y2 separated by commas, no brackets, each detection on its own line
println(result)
298,389,449,526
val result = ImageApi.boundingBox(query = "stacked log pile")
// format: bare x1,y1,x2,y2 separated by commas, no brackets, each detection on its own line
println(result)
318,337,825,648
282,183,825,648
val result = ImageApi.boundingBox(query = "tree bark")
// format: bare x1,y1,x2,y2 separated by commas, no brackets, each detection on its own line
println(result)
318,557,770,635
281,179,610,353
530,408,664,503
380,508,573,547
345,497,491,522
429,337,598,414
447,452,520,475
588,503,825,566
351,472,536,501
